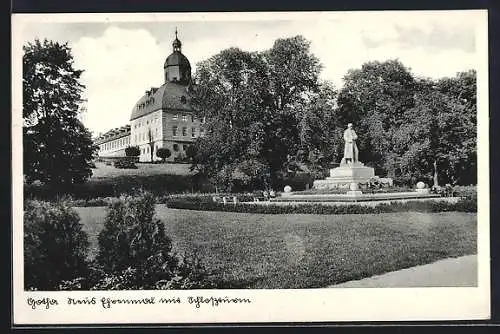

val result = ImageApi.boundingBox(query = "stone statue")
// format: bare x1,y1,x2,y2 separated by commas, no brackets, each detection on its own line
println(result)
341,123,359,164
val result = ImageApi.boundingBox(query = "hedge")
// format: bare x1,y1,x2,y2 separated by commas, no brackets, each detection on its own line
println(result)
68,193,256,207
295,187,415,195
165,197,477,214
24,174,214,201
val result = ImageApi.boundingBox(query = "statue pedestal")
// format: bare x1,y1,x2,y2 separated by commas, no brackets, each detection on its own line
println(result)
347,190,363,196
313,162,375,191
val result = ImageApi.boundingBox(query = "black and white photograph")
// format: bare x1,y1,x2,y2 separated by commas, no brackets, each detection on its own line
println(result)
12,10,490,324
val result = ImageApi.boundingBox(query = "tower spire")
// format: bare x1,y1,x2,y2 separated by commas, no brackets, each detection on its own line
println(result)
172,28,181,52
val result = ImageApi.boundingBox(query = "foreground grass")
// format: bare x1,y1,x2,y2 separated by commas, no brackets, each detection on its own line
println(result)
76,206,476,289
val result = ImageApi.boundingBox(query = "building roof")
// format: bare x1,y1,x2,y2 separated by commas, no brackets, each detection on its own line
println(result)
94,125,131,144
164,51,191,69
130,81,194,121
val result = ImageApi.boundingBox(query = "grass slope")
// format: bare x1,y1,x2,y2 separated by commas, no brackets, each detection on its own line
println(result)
76,206,476,289
91,162,193,179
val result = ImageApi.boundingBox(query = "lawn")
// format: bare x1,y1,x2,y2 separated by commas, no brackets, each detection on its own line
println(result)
75,206,477,289
90,162,193,179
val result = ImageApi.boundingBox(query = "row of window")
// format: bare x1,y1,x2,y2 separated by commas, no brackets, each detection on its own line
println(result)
140,143,189,155
172,114,205,123
133,126,205,144
172,126,204,138
133,115,206,130
99,136,130,151
134,116,160,129
134,128,160,143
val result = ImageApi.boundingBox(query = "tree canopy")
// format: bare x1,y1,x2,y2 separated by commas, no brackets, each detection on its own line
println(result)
337,62,476,186
189,37,476,190
23,39,98,186
190,36,325,191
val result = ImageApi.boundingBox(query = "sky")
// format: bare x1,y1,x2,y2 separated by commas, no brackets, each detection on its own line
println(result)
14,10,486,135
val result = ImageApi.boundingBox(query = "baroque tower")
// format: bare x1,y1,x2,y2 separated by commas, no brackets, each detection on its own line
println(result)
164,28,192,84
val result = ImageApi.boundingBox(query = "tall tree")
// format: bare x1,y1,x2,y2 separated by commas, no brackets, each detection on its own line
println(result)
190,36,324,190
23,39,97,185
392,74,476,186
190,47,272,191
265,35,322,111
262,36,323,176
297,81,341,166
337,59,416,175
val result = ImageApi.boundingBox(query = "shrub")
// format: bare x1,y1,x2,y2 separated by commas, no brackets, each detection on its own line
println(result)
24,200,90,290
71,197,114,207
454,185,477,199
114,158,138,169
173,153,188,163
96,192,170,273
276,172,315,191
156,147,172,162
95,191,213,289
125,146,140,157
185,145,197,163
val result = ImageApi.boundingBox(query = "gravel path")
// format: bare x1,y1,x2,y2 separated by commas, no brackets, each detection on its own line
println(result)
331,255,477,288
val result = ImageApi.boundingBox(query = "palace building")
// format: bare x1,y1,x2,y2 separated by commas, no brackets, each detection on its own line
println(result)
94,30,205,162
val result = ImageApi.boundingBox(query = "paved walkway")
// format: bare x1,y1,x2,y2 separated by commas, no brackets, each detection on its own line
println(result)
331,255,477,288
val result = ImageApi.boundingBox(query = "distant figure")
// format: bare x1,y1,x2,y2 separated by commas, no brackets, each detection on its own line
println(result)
342,123,359,164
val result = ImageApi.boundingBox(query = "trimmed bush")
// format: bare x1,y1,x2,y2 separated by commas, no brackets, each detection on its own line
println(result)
94,191,214,289
114,158,138,169
156,148,171,162
125,146,140,157
96,192,172,273
24,200,90,290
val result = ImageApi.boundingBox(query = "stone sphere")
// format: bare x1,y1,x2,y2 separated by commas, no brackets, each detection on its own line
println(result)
284,185,292,193
416,181,426,189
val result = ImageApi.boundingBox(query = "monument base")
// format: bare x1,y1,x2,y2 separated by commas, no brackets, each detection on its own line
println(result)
347,190,363,196
313,162,375,190
271,191,443,203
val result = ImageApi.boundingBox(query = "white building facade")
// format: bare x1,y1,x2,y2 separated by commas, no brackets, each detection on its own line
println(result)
95,31,205,162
